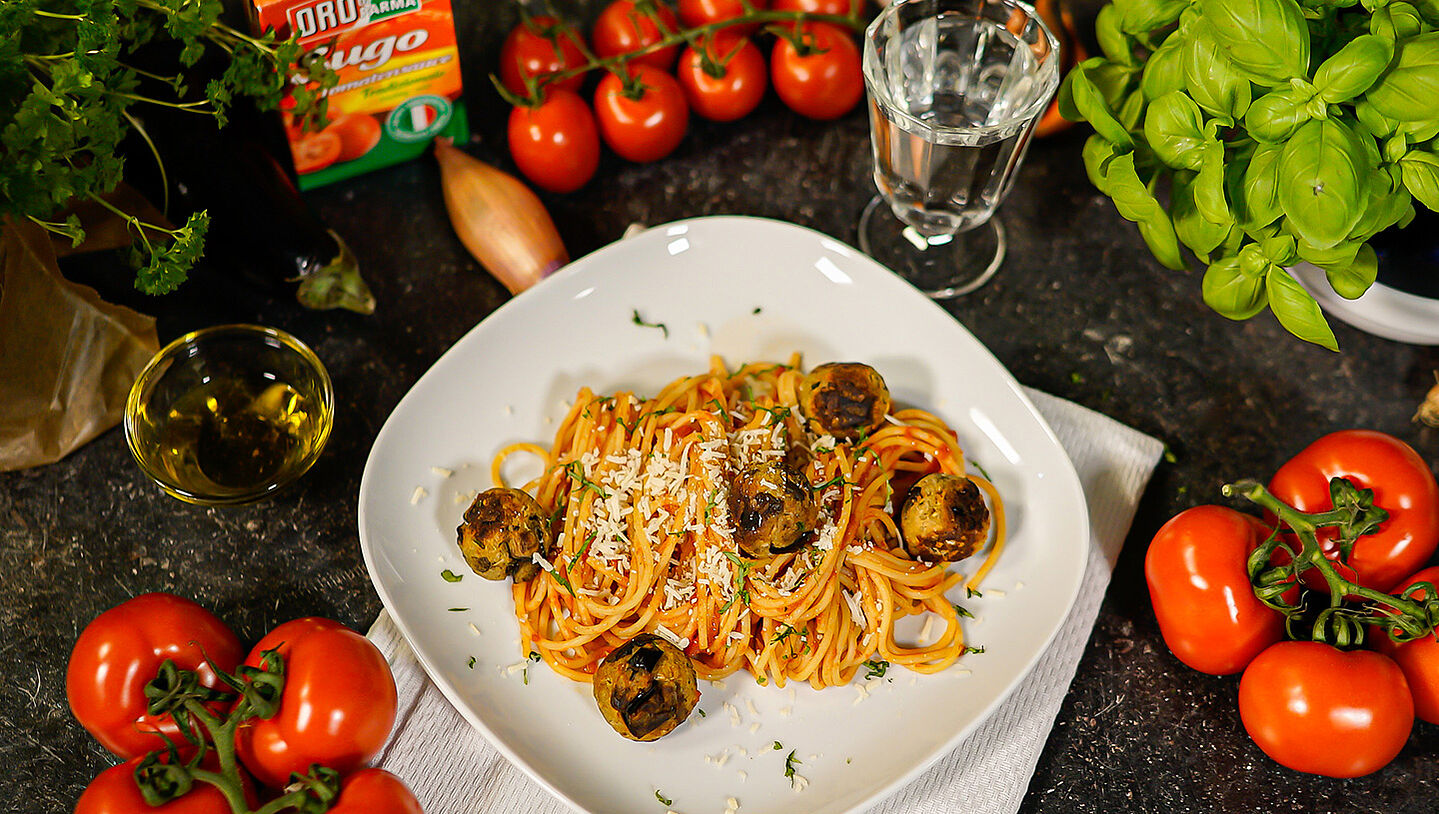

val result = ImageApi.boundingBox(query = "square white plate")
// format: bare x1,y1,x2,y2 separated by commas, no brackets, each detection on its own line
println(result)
358,216,1087,814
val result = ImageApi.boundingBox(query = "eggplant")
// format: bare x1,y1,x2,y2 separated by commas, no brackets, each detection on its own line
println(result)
122,105,374,314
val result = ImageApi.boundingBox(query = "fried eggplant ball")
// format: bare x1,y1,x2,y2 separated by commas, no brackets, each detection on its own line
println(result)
729,461,819,560
899,473,991,563
592,634,699,741
456,487,548,581
799,362,892,441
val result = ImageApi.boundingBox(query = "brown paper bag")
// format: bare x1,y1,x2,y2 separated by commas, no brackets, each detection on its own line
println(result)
0,215,160,471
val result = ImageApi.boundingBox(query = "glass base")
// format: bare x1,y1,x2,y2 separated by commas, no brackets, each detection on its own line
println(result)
857,196,1006,299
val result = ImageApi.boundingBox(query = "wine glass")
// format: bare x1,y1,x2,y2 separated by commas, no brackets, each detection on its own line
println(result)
859,0,1061,298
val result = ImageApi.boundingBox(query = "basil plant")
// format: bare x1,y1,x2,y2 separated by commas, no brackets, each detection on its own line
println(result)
1060,0,1439,349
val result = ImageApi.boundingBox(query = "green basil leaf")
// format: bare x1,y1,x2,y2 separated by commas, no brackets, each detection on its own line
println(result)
1173,171,1231,258
1365,32,1439,122
1184,21,1254,118
1322,243,1379,299
1354,98,1398,138
1279,119,1369,249
1195,140,1233,226
1091,146,1187,270
1140,37,1189,101
1414,0,1439,27
1245,87,1312,143
1118,89,1148,130
1239,141,1286,227
1199,0,1310,85
1401,149,1439,209
1398,117,1439,141
1114,0,1190,35
1202,253,1269,319
1144,91,1209,170
1258,232,1298,266
1348,169,1411,241
1096,5,1137,67
1082,134,1122,192
1266,267,1339,350
1371,3,1426,42
1296,236,1360,268
1315,35,1395,103
1070,61,1135,148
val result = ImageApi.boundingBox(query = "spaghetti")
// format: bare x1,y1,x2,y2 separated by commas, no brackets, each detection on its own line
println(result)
493,355,1006,689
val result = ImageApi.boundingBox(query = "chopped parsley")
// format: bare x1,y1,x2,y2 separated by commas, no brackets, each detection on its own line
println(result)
772,623,809,654
466,656,476,669
697,708,707,718
784,750,801,779
753,306,763,314
963,645,986,655
568,532,597,572
655,790,673,806
441,569,463,582
447,607,469,612
773,741,784,751
719,551,753,612
524,651,542,685
970,460,993,481
966,586,984,599
1163,446,1178,464
862,659,889,680
564,461,610,500
632,309,669,338
952,603,974,619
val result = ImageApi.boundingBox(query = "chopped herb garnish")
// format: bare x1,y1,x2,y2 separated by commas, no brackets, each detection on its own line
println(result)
1163,446,1178,464
447,607,469,612
632,309,669,338
441,569,463,582
655,790,673,806
863,659,889,680
753,306,763,314
549,566,577,598
564,461,610,499
756,675,768,685
963,645,986,655
952,603,974,619
568,532,597,572
784,750,801,778
1070,371,1086,384
773,741,784,751
719,551,753,612
697,708,707,718
813,474,848,491
971,460,993,481
708,397,728,416
966,586,984,599
529,651,542,662
467,656,476,669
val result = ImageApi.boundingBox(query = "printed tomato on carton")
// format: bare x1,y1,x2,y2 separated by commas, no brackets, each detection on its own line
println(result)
248,0,470,188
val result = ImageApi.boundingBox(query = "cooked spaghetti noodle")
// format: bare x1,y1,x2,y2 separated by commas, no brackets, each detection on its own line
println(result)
494,355,1006,689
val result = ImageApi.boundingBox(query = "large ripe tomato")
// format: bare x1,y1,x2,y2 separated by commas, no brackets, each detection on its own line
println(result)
291,131,343,175
677,34,768,122
594,65,690,163
329,769,424,814
1144,506,1287,675
1268,430,1439,593
770,22,863,120
508,88,600,193
325,114,382,162
499,15,588,96
233,618,397,789
75,755,255,814
1238,641,1413,778
678,0,767,33
593,0,681,71
67,593,243,760
1373,565,1439,724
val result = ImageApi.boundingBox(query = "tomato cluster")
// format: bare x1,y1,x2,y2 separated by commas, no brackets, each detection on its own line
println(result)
67,593,418,813
1145,430,1439,779
497,0,865,193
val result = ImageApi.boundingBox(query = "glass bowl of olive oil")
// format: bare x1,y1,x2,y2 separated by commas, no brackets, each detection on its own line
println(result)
124,324,334,506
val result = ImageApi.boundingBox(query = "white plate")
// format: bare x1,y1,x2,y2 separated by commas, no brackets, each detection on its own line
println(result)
358,216,1088,814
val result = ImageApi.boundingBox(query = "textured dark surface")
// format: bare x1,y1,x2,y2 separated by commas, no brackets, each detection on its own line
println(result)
7,3,1439,812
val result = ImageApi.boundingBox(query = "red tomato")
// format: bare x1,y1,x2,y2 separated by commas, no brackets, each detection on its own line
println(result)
499,15,588,96
233,618,397,789
770,0,863,16
508,89,601,193
1373,565,1439,724
594,65,690,162
1144,506,1287,675
770,22,863,120
75,756,255,814
1239,641,1413,778
677,34,768,122
593,0,680,71
329,769,424,814
678,0,767,33
1268,430,1439,593
325,114,382,162
291,131,343,174
67,593,243,760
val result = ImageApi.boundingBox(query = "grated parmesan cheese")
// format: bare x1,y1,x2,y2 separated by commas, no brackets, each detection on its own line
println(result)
409,486,427,505
431,466,453,478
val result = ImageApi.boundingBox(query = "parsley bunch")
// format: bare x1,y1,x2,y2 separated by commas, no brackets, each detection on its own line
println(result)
1,0,333,293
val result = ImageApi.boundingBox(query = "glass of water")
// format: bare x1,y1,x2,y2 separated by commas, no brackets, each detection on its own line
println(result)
860,0,1061,298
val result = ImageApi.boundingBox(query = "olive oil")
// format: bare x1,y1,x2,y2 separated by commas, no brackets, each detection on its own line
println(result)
145,376,323,500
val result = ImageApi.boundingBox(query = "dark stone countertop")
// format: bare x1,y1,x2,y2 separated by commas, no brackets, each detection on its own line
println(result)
5,3,1439,812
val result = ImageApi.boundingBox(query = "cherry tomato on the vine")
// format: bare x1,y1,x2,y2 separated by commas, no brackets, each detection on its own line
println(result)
75,755,256,814
594,65,690,162
1239,641,1413,778
1268,430,1439,593
499,15,589,97
593,0,681,71
770,22,863,120
508,89,601,193
770,0,863,17
678,0,767,34
328,769,425,814
233,617,397,789
1373,565,1439,724
677,34,768,122
67,593,243,760
1144,505,1287,675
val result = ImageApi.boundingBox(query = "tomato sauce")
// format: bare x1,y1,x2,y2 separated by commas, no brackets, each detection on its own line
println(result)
247,0,468,188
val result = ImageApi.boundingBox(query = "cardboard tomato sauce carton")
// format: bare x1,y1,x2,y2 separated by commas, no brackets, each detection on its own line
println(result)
248,0,469,189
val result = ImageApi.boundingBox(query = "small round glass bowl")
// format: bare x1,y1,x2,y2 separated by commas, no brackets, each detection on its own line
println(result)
124,324,334,506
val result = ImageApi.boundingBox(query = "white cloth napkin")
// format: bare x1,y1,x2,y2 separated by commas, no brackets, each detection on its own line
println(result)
367,388,1164,814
